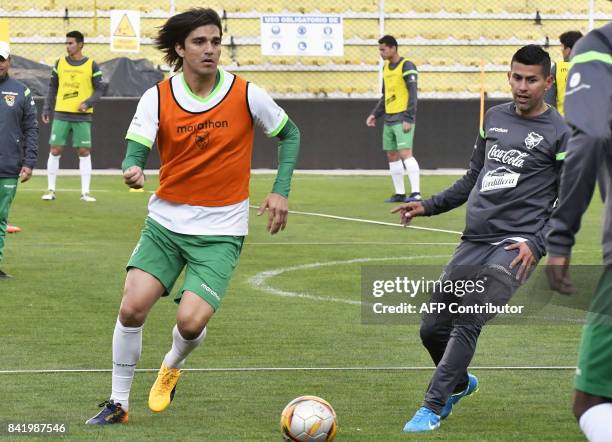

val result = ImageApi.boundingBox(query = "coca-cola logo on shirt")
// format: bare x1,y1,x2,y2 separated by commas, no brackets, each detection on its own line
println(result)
487,144,529,168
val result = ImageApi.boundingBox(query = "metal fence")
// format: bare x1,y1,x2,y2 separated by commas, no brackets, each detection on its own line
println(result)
1,0,611,97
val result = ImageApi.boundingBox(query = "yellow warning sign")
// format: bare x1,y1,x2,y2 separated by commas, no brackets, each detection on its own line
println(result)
114,14,136,37
110,10,140,53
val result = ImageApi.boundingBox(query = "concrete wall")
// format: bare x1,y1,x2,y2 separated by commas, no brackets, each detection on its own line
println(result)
34,97,505,170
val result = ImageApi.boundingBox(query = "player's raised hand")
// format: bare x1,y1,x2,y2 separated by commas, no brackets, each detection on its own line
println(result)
545,255,576,295
391,201,425,227
123,166,145,189
257,193,288,235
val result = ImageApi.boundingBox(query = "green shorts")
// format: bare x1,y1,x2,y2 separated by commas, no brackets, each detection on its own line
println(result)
383,122,415,151
49,120,92,148
575,267,612,399
126,217,244,311
0,178,18,262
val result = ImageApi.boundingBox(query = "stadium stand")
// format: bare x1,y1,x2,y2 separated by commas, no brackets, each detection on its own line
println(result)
2,0,611,96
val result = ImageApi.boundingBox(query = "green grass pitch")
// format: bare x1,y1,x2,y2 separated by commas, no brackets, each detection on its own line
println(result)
1,173,602,441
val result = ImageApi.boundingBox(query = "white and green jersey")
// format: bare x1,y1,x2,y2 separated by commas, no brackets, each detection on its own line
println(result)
125,69,288,236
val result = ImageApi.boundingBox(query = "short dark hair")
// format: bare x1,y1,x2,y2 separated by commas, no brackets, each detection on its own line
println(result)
511,44,551,77
155,8,222,71
559,31,583,49
66,30,84,44
378,35,398,48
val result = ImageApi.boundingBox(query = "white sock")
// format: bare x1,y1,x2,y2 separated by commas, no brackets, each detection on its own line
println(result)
579,403,612,442
47,154,60,191
389,160,405,195
79,155,92,194
163,325,207,369
403,156,421,194
110,318,143,411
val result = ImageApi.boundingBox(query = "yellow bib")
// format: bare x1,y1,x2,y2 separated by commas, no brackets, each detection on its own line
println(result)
55,57,94,114
383,59,410,114
555,60,570,116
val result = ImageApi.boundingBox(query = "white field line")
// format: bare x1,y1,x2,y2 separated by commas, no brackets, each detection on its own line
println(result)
31,169,467,176
248,256,588,325
246,242,458,245
248,255,448,306
249,205,462,235
19,188,112,192
0,366,576,374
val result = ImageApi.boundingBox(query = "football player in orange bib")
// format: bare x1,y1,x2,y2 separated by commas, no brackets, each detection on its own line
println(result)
86,8,300,425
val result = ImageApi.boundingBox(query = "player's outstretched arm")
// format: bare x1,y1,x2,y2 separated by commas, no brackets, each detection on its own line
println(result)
391,201,425,226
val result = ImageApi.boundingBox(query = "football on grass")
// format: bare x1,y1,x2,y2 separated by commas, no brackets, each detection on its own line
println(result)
280,395,337,441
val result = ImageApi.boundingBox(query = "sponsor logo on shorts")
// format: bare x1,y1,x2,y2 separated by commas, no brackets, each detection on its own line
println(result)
130,243,141,257
481,166,520,192
3,184,16,189
201,283,220,302
489,127,508,133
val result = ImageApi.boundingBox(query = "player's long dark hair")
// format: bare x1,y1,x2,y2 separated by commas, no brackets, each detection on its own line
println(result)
155,8,222,71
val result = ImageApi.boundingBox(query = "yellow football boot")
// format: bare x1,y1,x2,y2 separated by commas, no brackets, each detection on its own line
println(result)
148,363,182,412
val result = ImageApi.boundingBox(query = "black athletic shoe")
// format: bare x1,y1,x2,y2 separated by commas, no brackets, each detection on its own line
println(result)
0,270,11,279
405,192,423,202
85,400,128,425
385,193,406,203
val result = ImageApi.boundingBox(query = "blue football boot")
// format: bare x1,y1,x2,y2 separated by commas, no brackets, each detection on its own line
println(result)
440,373,479,419
403,406,441,432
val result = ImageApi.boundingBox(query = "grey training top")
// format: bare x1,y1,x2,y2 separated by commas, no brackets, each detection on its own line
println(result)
546,23,612,264
0,75,38,177
42,56,105,122
423,102,570,257
371,58,418,124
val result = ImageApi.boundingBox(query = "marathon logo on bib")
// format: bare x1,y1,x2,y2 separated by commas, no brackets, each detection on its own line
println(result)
481,167,520,192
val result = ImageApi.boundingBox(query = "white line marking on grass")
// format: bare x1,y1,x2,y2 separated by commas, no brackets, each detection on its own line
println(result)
247,242,458,245
248,255,448,305
248,257,588,324
19,188,111,192
249,205,462,235
0,366,576,374
32,169,467,177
